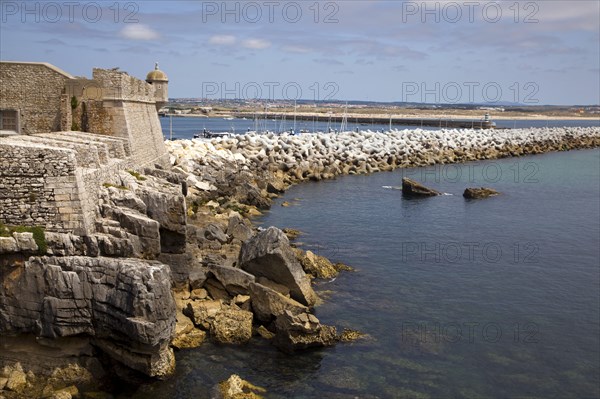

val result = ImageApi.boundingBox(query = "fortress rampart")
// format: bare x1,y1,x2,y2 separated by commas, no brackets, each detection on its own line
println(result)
0,61,170,235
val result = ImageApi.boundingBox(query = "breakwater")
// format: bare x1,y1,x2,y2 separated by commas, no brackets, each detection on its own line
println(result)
166,127,600,185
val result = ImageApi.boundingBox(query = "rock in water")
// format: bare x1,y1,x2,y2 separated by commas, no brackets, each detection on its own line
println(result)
463,187,500,199
238,227,317,306
272,310,338,353
298,250,338,279
214,374,266,399
248,282,307,323
401,177,441,197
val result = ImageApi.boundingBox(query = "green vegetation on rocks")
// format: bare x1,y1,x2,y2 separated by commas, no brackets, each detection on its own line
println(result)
0,222,46,254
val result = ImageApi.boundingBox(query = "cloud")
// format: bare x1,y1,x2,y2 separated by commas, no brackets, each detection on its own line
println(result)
282,45,311,53
314,59,344,65
242,39,271,49
120,24,160,41
37,38,66,45
209,35,236,46
393,65,407,72
212,62,230,67
356,59,374,65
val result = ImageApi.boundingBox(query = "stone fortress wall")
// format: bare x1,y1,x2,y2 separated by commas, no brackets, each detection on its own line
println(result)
0,62,169,236
0,62,73,135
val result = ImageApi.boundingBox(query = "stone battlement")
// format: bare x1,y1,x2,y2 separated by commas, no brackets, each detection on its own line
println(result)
0,61,171,235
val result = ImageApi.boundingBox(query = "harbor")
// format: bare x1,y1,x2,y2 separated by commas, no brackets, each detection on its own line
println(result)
233,112,498,129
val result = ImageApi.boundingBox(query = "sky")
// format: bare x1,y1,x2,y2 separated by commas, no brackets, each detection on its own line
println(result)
1,0,599,105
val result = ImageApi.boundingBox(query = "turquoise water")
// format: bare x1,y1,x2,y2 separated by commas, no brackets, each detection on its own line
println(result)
129,149,599,398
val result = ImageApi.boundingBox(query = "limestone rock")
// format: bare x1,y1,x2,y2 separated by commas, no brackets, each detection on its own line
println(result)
0,236,18,254
298,250,338,279
227,214,254,242
256,325,275,340
4,363,27,392
272,310,338,353
0,256,176,379
239,227,317,306
401,178,441,197
210,307,253,344
248,282,307,323
256,276,290,297
172,328,206,349
204,278,231,301
463,187,500,199
190,288,208,300
207,264,255,296
107,187,147,214
105,206,161,258
184,300,223,330
205,223,229,244
45,232,83,256
215,374,266,399
12,231,38,252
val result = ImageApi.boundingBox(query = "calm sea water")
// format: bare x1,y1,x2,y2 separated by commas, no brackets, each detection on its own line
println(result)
159,117,600,139
128,148,599,399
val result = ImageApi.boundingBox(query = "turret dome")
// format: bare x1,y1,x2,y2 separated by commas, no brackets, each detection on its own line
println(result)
146,62,168,82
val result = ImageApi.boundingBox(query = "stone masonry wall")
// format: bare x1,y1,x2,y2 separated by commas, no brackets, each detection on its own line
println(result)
0,142,86,234
0,62,72,135
122,102,169,167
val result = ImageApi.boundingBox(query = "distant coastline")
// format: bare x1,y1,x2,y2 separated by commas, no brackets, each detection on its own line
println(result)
161,112,598,121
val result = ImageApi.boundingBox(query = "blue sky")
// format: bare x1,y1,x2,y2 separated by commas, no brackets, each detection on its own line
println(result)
1,0,599,105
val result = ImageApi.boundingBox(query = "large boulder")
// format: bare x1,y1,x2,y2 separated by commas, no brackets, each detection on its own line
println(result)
226,214,254,242
248,282,307,323
183,300,252,344
272,310,338,353
401,178,441,197
184,300,224,330
463,187,500,199
210,307,253,344
207,264,255,296
239,227,317,306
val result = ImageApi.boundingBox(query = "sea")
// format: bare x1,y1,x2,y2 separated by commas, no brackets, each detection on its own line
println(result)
159,116,600,139
131,118,600,398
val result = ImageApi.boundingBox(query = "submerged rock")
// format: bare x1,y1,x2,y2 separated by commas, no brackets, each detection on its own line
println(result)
401,178,441,197
463,187,500,199
238,227,317,306
214,374,266,399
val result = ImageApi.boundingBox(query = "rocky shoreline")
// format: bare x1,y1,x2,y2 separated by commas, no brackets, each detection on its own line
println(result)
1,127,599,398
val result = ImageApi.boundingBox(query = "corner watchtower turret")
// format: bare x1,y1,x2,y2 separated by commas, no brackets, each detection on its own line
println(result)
146,62,169,110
